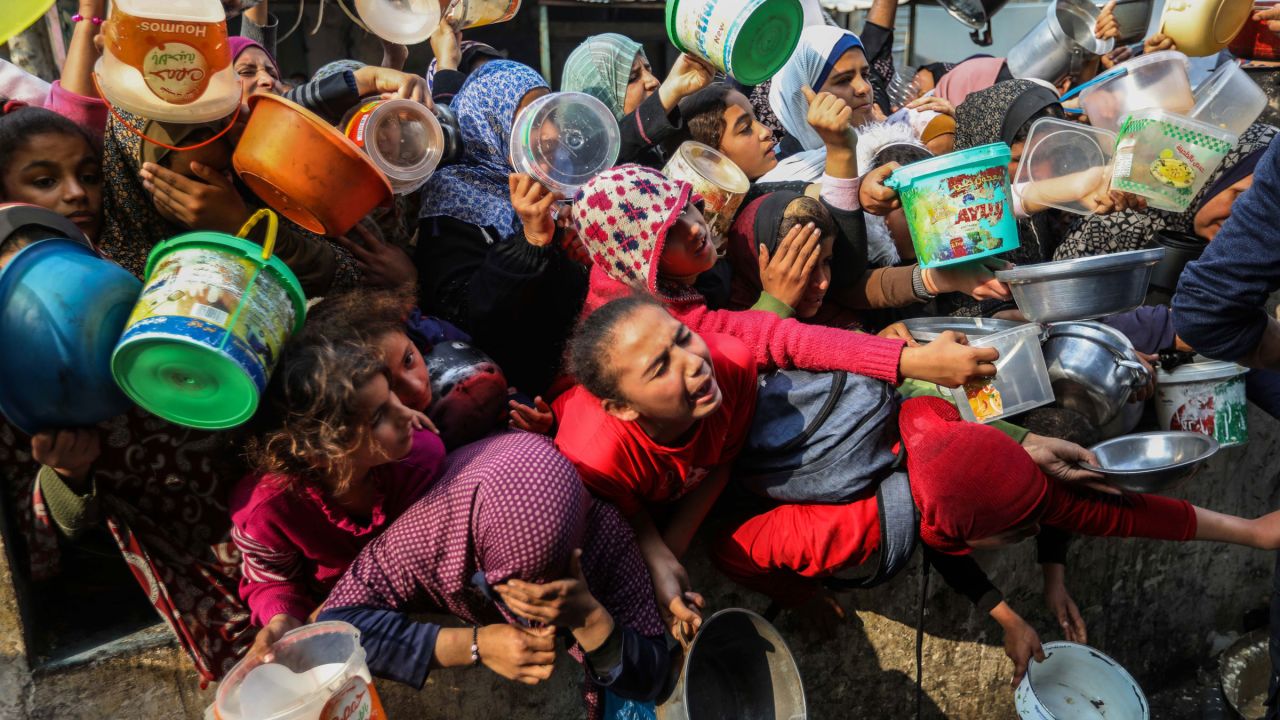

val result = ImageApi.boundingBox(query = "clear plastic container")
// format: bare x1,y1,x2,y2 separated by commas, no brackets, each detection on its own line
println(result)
947,324,1055,424
343,99,444,195
210,621,387,720
1109,108,1239,212
509,92,620,198
661,141,750,252
444,0,522,29
1190,61,1268,137
1078,50,1195,132
1013,117,1118,216
96,0,240,123
354,0,440,45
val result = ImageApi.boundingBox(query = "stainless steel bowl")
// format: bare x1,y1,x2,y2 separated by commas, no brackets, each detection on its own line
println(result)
1042,322,1149,426
994,248,1165,323
1082,431,1219,493
902,316,1027,343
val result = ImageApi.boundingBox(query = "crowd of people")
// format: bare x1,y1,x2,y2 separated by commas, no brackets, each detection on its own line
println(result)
4,0,1280,714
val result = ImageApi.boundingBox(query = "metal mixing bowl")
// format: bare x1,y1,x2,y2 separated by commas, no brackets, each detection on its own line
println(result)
1082,431,1219,493
994,248,1165,322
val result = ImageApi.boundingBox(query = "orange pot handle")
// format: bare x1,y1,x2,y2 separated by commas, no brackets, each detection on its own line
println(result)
92,72,242,153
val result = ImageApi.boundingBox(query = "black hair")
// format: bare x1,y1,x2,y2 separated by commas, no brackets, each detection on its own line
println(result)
0,223,62,265
677,83,737,151
777,195,836,242
0,105,96,185
568,293,666,402
1012,104,1065,145
871,142,934,172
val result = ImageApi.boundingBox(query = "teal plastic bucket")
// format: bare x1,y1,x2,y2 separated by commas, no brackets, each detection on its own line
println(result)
885,142,1020,268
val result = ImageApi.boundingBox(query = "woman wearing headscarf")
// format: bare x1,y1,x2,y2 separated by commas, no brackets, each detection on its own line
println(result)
561,33,714,168
416,60,585,396
1054,123,1279,260
933,56,1011,107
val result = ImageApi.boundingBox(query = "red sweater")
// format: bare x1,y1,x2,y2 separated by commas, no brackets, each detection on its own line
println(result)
553,335,758,516
230,429,446,625
584,265,907,385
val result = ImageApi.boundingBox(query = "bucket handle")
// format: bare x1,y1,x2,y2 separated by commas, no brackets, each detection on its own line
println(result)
92,73,242,153
236,208,280,261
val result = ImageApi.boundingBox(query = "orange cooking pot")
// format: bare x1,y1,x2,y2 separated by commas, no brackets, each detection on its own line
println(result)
232,94,393,236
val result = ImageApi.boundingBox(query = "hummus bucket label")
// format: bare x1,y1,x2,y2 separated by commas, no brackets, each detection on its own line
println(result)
142,42,210,103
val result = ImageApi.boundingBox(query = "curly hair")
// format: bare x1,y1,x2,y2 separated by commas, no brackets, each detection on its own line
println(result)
568,293,666,402
302,285,417,345
247,333,389,496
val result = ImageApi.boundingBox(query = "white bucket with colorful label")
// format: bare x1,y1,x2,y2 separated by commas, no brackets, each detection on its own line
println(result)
1155,358,1248,447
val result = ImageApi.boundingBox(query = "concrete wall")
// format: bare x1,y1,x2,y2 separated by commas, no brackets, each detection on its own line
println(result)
1,406,1276,719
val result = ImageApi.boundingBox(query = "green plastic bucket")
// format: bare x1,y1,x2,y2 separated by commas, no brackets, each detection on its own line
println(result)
665,0,802,86
885,142,1020,269
111,211,306,430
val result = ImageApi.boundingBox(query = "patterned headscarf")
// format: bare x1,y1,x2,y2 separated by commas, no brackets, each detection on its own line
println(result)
417,61,549,239
560,33,645,120
954,78,1061,151
572,164,694,297
768,26,864,153
1054,122,1279,260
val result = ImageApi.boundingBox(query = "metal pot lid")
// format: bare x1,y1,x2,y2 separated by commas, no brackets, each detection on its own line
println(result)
938,0,992,29
1044,320,1136,357
994,247,1164,283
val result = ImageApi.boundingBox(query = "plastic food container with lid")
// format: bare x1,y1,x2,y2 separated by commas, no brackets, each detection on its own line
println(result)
662,142,750,251
1189,61,1268,137
1077,50,1195,132
1156,358,1249,447
666,0,803,85
343,99,444,195
1161,0,1255,56
445,0,522,29
946,323,1055,424
96,0,240,123
509,92,621,198
1109,109,1239,212
355,0,440,45
1013,116,1118,216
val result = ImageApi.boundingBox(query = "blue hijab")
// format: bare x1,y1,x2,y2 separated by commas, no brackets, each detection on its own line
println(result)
418,60,549,238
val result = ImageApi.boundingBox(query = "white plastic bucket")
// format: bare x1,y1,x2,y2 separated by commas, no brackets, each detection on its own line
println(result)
947,323,1054,423
1156,359,1249,447
1015,642,1150,719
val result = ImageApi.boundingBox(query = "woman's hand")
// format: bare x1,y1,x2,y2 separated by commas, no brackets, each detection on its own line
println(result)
353,65,431,107
658,54,716,111
905,95,955,117
31,429,100,485
140,162,252,234
801,86,856,151
898,331,999,388
509,395,554,434
990,602,1045,687
509,174,558,248
758,222,823,309
648,553,704,646
1100,45,1133,70
878,322,919,346
924,261,1012,301
246,613,303,665
430,19,463,72
1143,32,1176,55
1042,564,1087,644
335,222,417,289
476,624,558,684
1020,433,1118,494
1094,0,1120,40
860,163,901,216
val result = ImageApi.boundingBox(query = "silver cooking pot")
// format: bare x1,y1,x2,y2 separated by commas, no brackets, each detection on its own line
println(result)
657,609,806,720
1042,322,1149,427
1006,0,1116,84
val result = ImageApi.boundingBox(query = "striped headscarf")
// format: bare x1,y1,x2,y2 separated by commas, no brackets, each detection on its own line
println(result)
561,33,645,119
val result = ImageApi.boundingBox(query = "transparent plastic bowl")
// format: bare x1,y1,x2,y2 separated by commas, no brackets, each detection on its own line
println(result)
354,0,440,45
1078,50,1195,132
1190,61,1268,137
344,99,444,195
1014,116,1118,216
509,92,620,198
946,324,1055,424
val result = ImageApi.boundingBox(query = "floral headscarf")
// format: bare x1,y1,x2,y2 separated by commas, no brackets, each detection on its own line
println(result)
560,33,645,120
417,61,548,239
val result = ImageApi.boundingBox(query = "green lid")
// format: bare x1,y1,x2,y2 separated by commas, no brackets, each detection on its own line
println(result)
112,337,261,430
665,0,688,54
728,0,804,86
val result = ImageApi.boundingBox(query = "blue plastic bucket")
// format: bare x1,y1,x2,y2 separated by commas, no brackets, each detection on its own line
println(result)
885,142,1020,268
0,239,141,434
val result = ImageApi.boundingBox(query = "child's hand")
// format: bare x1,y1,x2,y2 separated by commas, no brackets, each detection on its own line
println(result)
1143,32,1176,55
1042,564,1087,644
924,261,1012,301
245,613,303,666
1093,0,1120,40
335,221,417,289
509,174,558,248
430,19,463,72
801,85,855,150
509,396,554,434
905,95,954,117
877,322,919,346
31,429,100,485
860,163,901,216
898,330,999,388
659,54,716,111
494,550,604,630
991,602,1045,688
353,65,431,107
409,409,439,434
140,162,252,235
758,221,823,310
1256,5,1280,32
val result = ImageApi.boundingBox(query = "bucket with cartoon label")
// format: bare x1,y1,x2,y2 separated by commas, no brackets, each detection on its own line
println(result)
111,210,306,430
